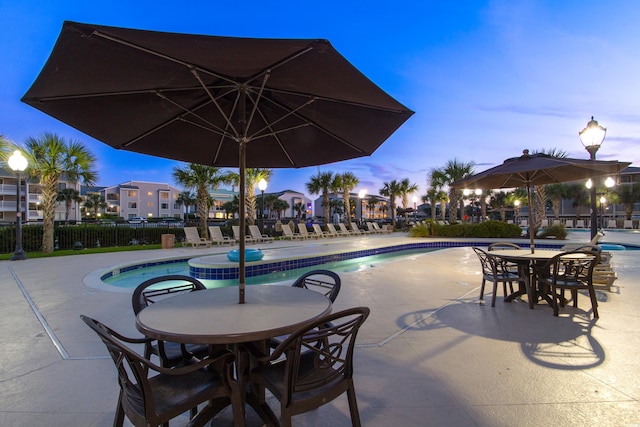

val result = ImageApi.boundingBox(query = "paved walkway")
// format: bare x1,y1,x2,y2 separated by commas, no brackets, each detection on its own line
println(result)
1,232,639,426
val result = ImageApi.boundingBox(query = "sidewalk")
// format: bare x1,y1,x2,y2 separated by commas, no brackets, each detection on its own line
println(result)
1,234,639,426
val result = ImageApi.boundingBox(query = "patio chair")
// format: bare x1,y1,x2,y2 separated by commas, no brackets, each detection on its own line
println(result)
535,248,601,318
80,315,241,427
249,225,274,243
208,226,235,246
270,270,342,350
350,222,370,235
326,223,349,237
281,223,305,240
297,223,317,239
183,227,212,248
232,225,258,244
472,247,523,307
132,275,210,367
247,307,370,427
487,242,523,276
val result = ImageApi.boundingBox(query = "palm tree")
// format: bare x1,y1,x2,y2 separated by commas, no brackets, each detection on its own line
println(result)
431,160,475,223
173,164,232,236
228,168,272,225
568,183,590,221
23,133,97,253
615,184,640,220
425,188,439,222
367,195,380,218
545,183,569,220
333,172,359,221
293,202,305,221
56,188,82,223
0,134,14,161
398,178,419,223
84,193,107,219
379,180,403,229
272,199,290,219
306,171,334,224
176,191,196,220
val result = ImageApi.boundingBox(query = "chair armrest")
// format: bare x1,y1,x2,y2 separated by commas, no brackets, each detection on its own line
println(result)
153,348,235,375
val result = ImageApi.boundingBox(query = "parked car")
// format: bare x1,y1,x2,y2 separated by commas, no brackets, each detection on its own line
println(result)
97,219,116,227
127,217,148,224
160,217,183,227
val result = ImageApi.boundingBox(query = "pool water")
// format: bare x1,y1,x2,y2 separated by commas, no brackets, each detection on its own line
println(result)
104,248,438,289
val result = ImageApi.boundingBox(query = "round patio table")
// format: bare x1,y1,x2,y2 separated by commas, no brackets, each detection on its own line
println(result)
136,284,332,426
489,249,584,309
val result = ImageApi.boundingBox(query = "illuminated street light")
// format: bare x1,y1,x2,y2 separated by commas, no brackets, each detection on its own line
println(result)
258,178,267,233
579,116,607,239
8,150,28,260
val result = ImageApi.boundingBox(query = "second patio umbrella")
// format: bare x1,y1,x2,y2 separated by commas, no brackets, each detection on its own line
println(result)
451,150,630,252
22,21,414,302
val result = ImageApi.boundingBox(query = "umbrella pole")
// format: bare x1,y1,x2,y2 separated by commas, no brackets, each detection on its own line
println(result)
238,140,246,304
527,185,535,254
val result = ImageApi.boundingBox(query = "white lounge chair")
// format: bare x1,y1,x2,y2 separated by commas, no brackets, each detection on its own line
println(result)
297,223,317,239
208,226,234,246
232,225,258,244
575,219,585,228
371,222,392,234
249,225,274,243
327,223,350,237
366,222,382,234
281,223,305,240
183,227,212,248
565,219,574,228
624,220,634,229
349,222,369,235
606,219,617,229
312,223,334,238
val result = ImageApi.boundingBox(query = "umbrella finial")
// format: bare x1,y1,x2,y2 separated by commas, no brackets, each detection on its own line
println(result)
522,149,530,156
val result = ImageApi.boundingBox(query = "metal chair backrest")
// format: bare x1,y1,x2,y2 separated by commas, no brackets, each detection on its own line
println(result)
291,270,341,302
132,275,206,315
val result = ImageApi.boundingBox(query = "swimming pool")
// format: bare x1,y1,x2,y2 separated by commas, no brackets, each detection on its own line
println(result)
103,247,440,289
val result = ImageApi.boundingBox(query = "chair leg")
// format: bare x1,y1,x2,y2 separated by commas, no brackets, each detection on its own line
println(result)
551,284,560,317
588,286,599,318
571,289,578,308
479,278,486,301
491,281,498,307
347,384,363,427
113,392,125,427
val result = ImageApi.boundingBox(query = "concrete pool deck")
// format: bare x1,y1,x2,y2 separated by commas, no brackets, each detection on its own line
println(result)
1,231,639,426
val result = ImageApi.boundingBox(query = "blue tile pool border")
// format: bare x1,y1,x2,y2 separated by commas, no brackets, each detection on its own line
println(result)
99,240,570,283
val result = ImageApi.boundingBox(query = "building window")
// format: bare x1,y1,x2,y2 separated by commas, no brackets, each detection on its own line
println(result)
161,203,169,210
160,192,169,199
128,190,137,198
148,202,153,208
148,191,153,196
128,202,137,209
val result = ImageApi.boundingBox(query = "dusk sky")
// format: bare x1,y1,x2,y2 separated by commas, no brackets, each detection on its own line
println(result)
2,1,639,201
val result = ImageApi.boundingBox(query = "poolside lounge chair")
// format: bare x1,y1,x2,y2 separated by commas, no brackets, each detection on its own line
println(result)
297,223,318,239
183,227,212,248
249,225,274,243
350,222,369,235
624,220,634,229
232,225,258,244
372,222,392,234
575,219,585,228
312,223,334,238
281,223,305,240
565,219,574,228
324,223,341,237
607,219,617,229
208,226,234,246
331,223,353,236
366,222,382,234
338,223,358,236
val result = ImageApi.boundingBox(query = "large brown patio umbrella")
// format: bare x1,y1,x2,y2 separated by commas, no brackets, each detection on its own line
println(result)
22,21,414,302
451,150,630,253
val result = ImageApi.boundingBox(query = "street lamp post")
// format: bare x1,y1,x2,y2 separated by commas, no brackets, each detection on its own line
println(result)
514,199,521,225
258,178,267,233
579,116,607,240
8,150,28,260
358,189,367,224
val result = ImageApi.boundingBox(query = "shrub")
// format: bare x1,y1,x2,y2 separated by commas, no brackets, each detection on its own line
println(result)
422,220,522,238
409,223,430,237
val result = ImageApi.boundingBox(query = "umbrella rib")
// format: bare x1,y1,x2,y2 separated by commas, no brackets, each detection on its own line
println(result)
190,68,240,137
92,30,239,86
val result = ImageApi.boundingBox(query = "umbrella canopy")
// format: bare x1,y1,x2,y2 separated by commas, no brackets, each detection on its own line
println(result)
22,21,414,302
451,150,630,252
